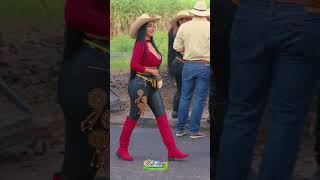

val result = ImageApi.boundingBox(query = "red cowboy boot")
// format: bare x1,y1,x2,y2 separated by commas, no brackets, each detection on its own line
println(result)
156,113,190,160
52,173,63,180
116,117,137,161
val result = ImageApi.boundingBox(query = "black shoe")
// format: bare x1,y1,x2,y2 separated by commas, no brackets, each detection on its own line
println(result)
307,168,320,180
172,111,178,119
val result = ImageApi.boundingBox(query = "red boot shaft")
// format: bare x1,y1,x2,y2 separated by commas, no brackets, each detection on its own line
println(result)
156,113,190,160
116,117,137,161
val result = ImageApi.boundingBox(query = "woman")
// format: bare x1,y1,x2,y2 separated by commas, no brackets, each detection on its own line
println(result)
116,14,189,161
53,0,109,180
167,10,192,119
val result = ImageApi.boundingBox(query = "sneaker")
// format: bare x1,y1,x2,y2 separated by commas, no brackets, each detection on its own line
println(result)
176,130,187,137
190,131,206,139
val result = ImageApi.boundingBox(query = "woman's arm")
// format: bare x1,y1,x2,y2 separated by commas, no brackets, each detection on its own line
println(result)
130,42,159,75
65,0,109,37
130,42,146,73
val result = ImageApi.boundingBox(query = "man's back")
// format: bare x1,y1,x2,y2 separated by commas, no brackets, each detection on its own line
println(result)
173,17,210,62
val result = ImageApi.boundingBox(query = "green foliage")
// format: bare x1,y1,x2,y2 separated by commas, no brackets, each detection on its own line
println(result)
111,0,210,36
0,0,64,25
110,0,211,72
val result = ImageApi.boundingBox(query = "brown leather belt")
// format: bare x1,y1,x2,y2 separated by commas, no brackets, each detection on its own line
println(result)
195,60,210,64
184,60,210,64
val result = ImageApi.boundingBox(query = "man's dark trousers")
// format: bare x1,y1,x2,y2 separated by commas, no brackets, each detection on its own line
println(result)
211,0,237,178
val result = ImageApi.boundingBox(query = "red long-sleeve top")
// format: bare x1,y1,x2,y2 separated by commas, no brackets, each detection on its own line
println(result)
130,40,162,73
64,0,109,37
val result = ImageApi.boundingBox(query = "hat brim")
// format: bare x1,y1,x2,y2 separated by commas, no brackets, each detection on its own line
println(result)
169,15,193,26
188,9,210,17
129,17,161,39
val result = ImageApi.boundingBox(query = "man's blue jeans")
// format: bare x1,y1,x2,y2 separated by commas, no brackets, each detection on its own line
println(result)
176,61,210,133
216,1,320,180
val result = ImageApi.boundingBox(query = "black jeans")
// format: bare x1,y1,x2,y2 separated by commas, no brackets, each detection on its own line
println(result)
171,58,184,112
128,75,165,120
211,0,237,178
57,44,109,180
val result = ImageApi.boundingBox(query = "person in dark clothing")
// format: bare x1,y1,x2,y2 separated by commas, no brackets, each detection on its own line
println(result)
216,0,320,180
167,10,192,119
52,0,109,180
211,2,257,179
308,85,320,180
115,14,189,162
211,0,237,178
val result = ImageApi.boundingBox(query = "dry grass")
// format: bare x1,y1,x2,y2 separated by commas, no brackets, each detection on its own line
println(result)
110,0,210,37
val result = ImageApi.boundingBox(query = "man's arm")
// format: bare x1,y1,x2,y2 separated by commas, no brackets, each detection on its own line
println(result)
173,26,184,53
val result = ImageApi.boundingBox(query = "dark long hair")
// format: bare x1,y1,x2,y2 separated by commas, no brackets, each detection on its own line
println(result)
130,22,162,80
170,20,181,36
167,20,182,79
136,23,161,55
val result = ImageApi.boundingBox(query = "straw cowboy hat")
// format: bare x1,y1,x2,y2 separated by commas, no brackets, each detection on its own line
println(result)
169,10,192,26
188,0,210,17
129,14,161,39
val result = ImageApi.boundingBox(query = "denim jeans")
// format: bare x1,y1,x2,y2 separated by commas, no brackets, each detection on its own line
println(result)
176,61,210,133
216,1,320,180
